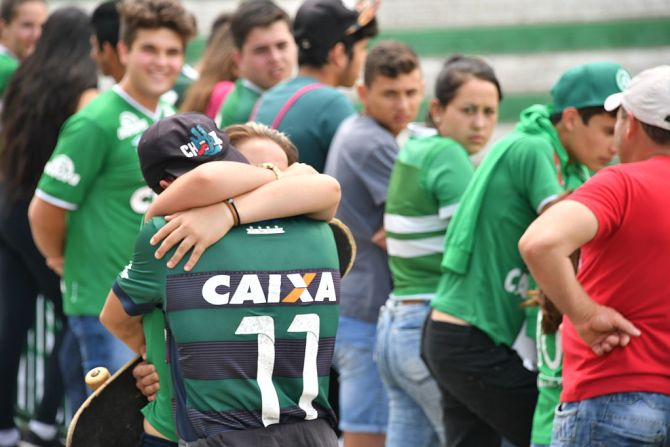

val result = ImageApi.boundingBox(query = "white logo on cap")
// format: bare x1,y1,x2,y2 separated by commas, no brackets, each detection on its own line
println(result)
616,69,631,91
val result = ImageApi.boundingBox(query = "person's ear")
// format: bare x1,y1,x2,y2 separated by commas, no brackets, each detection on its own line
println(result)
159,179,173,190
561,107,579,131
429,99,443,126
233,48,242,69
329,42,347,68
117,41,129,66
356,83,367,103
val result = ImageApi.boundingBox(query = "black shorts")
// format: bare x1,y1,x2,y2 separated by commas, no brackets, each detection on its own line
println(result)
184,419,338,447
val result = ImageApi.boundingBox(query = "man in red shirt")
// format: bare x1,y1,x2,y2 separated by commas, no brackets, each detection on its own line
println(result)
519,65,670,446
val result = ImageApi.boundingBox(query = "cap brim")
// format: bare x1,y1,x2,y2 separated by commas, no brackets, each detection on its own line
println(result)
604,92,623,112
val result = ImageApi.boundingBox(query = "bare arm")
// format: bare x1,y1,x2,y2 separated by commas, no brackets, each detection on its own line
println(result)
99,290,145,355
519,200,640,355
151,173,341,270
146,161,276,220
28,197,67,275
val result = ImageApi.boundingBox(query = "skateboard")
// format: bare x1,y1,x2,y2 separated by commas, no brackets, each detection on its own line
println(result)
65,220,355,447
66,355,146,447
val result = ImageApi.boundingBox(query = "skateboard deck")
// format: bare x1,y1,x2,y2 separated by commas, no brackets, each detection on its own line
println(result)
66,356,147,447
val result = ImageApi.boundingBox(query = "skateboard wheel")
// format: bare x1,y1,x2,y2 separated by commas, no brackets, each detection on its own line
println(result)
85,367,110,391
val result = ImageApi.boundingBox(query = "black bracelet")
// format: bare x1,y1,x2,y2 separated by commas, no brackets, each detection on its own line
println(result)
226,198,241,225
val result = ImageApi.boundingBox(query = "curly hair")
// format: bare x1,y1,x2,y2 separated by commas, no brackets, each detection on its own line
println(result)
118,0,196,48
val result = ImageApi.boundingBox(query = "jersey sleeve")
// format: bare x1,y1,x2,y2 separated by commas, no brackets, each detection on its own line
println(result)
566,168,626,242
422,144,474,220
113,218,166,316
35,114,109,210
509,137,564,214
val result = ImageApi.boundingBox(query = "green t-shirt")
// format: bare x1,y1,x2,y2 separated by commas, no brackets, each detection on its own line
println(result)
140,308,177,442
114,217,340,443
385,135,473,298
531,310,563,445
254,76,355,172
0,48,18,98
432,133,563,346
35,86,174,316
215,78,262,128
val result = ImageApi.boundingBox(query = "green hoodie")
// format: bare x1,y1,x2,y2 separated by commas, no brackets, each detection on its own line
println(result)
441,104,588,276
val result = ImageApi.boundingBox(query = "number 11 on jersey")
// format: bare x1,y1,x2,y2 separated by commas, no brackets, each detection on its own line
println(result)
236,313,321,427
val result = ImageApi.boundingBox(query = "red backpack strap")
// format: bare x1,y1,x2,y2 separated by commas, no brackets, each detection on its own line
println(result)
205,80,235,119
269,83,324,129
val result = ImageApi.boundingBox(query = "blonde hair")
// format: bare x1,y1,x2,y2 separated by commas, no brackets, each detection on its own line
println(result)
224,122,298,165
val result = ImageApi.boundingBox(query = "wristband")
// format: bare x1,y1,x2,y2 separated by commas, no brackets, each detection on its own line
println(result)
225,198,241,226
259,162,282,180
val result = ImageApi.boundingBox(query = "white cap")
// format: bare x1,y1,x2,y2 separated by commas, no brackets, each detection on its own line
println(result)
604,65,670,131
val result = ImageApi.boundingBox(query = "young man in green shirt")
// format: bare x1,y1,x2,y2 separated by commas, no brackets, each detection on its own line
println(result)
421,62,630,447
0,0,46,98
252,0,379,172
29,0,196,379
214,0,296,128
101,113,342,446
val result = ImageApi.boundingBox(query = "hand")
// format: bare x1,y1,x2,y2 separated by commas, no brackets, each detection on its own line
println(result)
132,360,160,401
46,257,64,275
150,202,234,271
372,227,387,250
571,304,641,356
281,162,317,178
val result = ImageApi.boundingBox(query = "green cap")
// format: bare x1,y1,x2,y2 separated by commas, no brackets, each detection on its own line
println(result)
550,62,631,113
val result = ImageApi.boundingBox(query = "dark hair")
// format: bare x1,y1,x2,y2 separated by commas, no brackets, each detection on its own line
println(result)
118,0,196,48
434,55,502,107
0,0,44,23
549,106,617,125
298,17,378,68
363,40,419,86
230,0,291,50
180,18,237,113
0,7,98,201
91,0,120,50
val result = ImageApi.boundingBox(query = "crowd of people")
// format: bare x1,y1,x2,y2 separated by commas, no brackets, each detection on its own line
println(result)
0,0,668,446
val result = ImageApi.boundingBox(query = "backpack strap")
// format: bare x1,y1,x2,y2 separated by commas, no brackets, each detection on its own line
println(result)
271,83,324,129
205,80,235,119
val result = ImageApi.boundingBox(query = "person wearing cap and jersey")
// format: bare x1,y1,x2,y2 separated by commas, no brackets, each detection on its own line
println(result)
0,0,46,99
28,0,196,379
101,113,343,447
252,0,379,172
212,0,296,128
520,65,670,447
421,61,630,447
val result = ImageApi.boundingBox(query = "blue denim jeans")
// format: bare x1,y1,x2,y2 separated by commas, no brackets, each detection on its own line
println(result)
332,316,389,433
68,315,135,379
551,392,670,446
376,300,445,447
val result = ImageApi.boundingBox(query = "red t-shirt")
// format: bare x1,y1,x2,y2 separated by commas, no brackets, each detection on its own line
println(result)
561,156,670,402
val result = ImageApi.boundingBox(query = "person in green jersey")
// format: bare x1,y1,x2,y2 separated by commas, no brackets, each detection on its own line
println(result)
421,61,631,447
210,0,295,127
0,0,46,99
252,0,379,172
28,0,196,380
101,113,342,446
378,55,502,447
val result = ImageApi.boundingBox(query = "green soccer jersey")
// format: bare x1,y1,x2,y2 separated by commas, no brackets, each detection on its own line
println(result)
432,131,564,346
114,217,340,443
0,47,18,98
385,135,474,299
141,308,177,442
35,86,174,316
531,310,563,445
215,78,262,128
